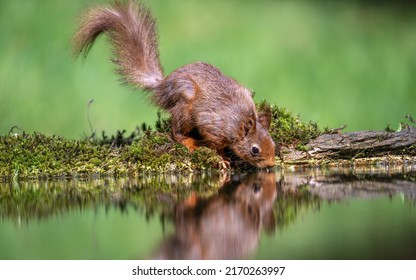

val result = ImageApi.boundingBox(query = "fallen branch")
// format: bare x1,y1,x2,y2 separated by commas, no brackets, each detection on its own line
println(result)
282,127,416,164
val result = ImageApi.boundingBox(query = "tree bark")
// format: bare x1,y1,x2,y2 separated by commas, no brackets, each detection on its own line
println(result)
282,127,416,163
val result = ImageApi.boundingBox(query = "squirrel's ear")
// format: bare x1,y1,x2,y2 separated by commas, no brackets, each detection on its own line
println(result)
258,106,272,130
240,118,256,139
245,119,256,136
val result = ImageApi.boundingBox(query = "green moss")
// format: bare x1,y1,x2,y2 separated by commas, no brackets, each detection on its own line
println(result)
295,144,311,152
1,104,324,181
0,130,222,181
258,101,321,147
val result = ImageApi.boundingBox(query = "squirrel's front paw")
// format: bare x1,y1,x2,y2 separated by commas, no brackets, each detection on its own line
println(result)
218,158,231,170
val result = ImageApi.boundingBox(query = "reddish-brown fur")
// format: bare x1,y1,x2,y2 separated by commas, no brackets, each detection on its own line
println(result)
154,172,277,259
73,0,275,168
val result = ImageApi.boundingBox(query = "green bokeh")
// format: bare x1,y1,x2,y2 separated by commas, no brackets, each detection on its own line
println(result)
0,206,167,259
256,196,416,259
1,0,415,138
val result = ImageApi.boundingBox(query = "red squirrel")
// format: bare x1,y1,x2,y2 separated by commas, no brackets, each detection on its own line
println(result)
73,0,275,168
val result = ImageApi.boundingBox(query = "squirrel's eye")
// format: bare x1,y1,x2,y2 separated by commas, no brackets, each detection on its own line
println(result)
252,183,261,193
251,145,260,156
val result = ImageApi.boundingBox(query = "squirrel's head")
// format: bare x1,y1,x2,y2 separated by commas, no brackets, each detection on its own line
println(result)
233,107,276,168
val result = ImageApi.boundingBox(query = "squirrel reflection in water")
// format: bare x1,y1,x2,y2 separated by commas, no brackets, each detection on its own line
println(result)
153,172,277,260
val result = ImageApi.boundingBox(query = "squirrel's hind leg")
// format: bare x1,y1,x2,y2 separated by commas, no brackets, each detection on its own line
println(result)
180,137,199,152
170,109,202,152
171,119,200,152
173,128,230,169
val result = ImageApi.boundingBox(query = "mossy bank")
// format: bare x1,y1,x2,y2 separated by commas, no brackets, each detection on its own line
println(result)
1,103,322,181
3,104,413,182
0,131,225,181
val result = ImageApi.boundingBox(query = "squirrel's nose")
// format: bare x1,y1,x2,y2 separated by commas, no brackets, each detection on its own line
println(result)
266,158,276,167
257,157,275,168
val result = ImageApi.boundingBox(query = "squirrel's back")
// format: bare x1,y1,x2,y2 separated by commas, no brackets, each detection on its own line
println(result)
74,0,276,168
73,0,163,91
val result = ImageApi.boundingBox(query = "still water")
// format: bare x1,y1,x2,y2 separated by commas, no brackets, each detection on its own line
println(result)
1,166,416,259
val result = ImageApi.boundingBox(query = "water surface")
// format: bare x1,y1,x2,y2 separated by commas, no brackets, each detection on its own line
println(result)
1,166,415,259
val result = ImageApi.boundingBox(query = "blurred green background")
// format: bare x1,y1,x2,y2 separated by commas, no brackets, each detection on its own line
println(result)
1,0,415,138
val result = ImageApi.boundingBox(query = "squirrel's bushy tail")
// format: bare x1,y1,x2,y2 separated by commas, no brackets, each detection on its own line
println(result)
73,0,163,91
